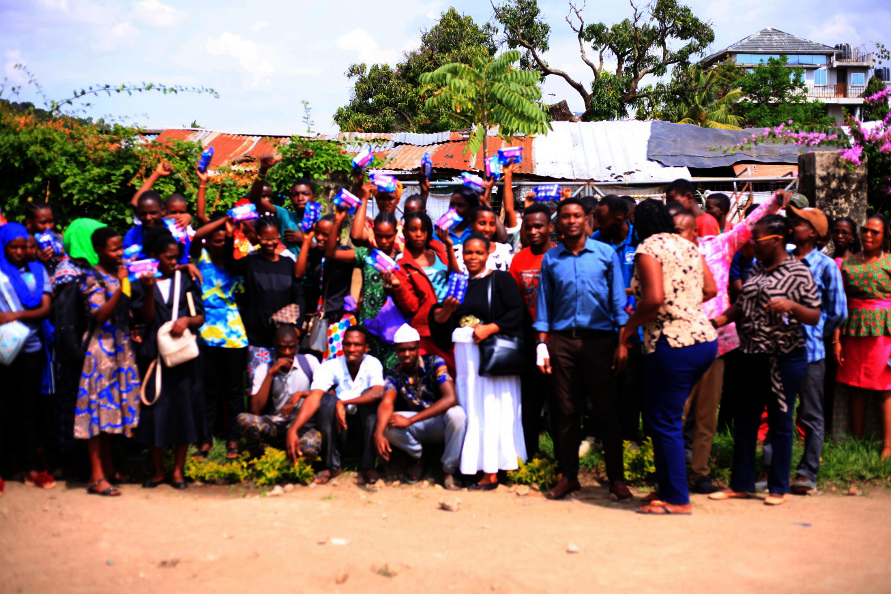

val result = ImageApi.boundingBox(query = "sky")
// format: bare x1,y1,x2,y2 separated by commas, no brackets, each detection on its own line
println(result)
2,0,889,135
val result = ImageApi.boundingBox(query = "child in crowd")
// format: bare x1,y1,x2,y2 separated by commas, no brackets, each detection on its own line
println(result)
75,226,141,497
131,228,206,490
248,154,318,256
452,206,514,273
0,223,55,491
24,201,63,275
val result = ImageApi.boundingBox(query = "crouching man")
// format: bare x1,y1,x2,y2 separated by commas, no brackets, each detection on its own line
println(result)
236,326,328,460
374,324,466,491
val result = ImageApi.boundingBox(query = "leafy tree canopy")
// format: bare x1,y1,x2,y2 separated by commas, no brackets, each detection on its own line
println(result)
333,8,497,133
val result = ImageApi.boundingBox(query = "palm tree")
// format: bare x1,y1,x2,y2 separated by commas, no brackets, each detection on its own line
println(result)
675,67,744,129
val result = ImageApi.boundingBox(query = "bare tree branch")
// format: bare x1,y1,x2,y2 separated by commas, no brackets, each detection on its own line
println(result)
567,2,599,78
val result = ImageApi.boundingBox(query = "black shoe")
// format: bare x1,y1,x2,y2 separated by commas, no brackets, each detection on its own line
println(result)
691,476,720,495
468,481,499,491
142,478,164,489
171,481,188,490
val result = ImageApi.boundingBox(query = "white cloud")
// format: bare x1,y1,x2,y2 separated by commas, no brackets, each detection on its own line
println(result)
92,21,139,52
336,27,403,64
3,50,28,85
807,15,858,46
132,0,183,27
251,21,269,33
204,32,274,86
36,0,69,9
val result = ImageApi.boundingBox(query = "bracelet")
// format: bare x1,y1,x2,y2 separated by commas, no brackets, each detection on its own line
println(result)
254,173,266,182
831,340,839,344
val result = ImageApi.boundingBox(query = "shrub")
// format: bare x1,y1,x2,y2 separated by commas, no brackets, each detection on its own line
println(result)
250,448,314,486
183,446,314,486
507,456,560,490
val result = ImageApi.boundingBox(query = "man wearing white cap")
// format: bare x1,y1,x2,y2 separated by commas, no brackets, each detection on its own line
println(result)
374,324,466,490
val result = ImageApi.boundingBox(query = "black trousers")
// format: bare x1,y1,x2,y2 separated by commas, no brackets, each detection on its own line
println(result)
618,342,646,443
315,399,377,470
520,366,553,458
549,332,624,483
202,345,248,443
0,350,45,473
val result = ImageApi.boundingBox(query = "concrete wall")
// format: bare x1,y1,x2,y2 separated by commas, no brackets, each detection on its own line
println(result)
798,151,868,226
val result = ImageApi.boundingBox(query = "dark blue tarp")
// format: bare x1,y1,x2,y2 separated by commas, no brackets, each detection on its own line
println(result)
646,120,833,168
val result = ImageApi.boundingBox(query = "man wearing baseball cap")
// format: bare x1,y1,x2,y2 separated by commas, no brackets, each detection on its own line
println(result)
789,204,847,494
373,324,467,490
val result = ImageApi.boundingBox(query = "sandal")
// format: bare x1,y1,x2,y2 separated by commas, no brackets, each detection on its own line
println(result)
23,471,56,489
226,444,240,460
402,457,424,484
708,488,751,500
764,493,787,506
191,444,212,459
88,478,121,497
443,474,461,491
362,469,380,485
313,468,342,485
636,502,692,515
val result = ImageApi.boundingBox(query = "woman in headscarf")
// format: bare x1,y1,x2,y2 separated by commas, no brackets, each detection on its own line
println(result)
0,222,55,492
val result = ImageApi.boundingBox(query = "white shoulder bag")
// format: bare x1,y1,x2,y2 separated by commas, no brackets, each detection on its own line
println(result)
141,270,199,406
0,273,31,366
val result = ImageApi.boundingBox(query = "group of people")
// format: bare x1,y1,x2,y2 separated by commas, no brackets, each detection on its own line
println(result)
1,152,888,516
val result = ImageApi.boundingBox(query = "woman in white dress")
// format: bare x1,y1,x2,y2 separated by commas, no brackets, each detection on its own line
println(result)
430,234,527,489
451,206,514,273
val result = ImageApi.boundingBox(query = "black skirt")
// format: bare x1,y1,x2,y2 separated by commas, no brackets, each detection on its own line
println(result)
137,353,206,447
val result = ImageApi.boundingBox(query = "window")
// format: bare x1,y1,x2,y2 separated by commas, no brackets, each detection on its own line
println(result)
814,69,827,86
850,73,865,86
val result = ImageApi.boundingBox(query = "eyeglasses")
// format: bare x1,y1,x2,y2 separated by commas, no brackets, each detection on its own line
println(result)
861,228,882,236
753,234,783,243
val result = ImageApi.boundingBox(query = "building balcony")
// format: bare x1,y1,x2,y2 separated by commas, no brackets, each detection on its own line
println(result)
807,84,866,99
833,51,874,67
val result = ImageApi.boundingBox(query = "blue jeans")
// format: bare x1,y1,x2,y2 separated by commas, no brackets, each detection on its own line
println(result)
644,338,717,505
384,407,467,474
730,349,808,495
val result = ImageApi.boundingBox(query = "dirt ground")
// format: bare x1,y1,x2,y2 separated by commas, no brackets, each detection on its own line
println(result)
1,475,890,594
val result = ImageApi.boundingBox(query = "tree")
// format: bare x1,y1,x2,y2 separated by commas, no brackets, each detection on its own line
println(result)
673,67,743,129
333,8,497,132
734,56,834,128
419,50,551,160
863,75,890,122
492,0,714,121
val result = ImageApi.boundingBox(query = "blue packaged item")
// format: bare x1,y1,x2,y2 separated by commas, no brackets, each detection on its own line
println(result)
497,146,523,165
352,147,374,171
461,172,486,194
421,152,433,179
227,203,259,222
127,258,161,282
197,147,214,173
623,295,636,315
35,230,63,256
333,188,362,214
164,218,189,244
123,244,142,264
445,272,468,303
534,184,562,201
485,155,502,181
365,249,400,274
371,173,399,194
301,202,323,232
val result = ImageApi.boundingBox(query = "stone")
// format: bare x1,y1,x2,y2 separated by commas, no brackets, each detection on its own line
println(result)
330,480,339,487
847,486,861,496
439,498,461,512
381,513,388,519
283,483,295,493
798,152,869,227
268,485,285,497
516,485,531,497
336,571,349,585
433,484,444,491
566,544,579,554
391,480,401,487
308,482,317,490
328,538,349,546
107,558,115,566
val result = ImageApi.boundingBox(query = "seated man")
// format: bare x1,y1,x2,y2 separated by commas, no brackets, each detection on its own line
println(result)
374,325,466,490
286,325,385,485
236,326,330,460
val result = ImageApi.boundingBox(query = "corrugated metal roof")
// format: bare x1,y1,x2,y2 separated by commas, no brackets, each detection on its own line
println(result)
533,121,690,181
391,131,457,145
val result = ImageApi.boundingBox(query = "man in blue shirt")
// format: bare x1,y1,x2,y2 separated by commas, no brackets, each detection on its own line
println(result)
789,206,847,494
593,195,645,443
535,198,631,501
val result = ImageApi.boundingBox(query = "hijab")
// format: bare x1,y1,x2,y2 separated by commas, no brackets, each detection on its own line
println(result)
62,218,106,266
0,222,46,308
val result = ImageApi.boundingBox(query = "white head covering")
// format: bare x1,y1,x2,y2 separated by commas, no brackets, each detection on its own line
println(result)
393,323,421,344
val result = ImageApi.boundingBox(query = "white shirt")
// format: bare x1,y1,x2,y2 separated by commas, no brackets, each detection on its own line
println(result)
251,354,320,412
454,241,514,274
310,355,385,401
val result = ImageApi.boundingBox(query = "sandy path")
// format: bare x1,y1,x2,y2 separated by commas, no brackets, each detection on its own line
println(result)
1,477,890,593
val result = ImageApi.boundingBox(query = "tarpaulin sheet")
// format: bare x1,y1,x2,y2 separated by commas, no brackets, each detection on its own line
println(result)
646,120,833,168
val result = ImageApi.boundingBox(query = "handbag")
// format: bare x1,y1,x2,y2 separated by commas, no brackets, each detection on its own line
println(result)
141,270,200,406
477,274,525,377
0,274,30,366
305,258,331,354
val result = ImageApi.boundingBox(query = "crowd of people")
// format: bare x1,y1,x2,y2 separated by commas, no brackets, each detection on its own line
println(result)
1,151,889,516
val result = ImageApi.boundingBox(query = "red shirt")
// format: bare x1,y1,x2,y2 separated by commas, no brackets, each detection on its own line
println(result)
508,246,549,321
697,213,720,237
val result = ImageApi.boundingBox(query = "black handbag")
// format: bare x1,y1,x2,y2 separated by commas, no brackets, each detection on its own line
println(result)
477,274,525,377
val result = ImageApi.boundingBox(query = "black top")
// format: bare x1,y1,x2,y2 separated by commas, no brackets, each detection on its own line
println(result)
304,246,355,316
223,236,305,346
130,272,206,360
428,270,525,348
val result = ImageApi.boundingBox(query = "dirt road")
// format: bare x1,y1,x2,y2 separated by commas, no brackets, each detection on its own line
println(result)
1,477,889,593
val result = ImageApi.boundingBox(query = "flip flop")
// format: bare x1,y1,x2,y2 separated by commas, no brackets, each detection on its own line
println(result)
764,493,787,506
708,489,751,500
23,472,56,489
226,445,240,460
402,457,424,485
313,468,342,485
88,478,121,497
636,503,692,515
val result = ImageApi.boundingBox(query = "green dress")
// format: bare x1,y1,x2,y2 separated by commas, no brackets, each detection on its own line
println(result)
355,247,397,370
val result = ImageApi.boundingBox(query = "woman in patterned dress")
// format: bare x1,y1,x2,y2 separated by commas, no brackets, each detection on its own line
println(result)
616,199,718,515
710,215,821,506
74,227,141,496
833,214,891,458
